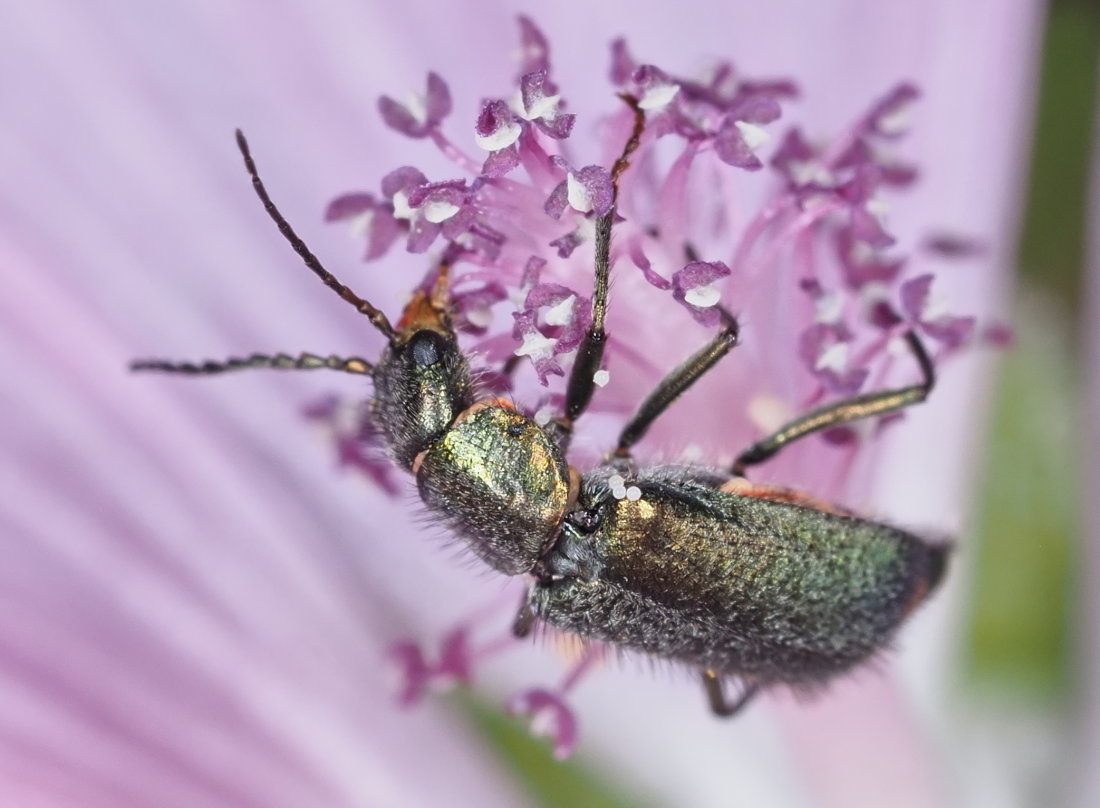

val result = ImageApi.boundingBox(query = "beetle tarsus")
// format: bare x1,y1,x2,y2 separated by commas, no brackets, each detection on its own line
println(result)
512,593,537,639
702,670,758,718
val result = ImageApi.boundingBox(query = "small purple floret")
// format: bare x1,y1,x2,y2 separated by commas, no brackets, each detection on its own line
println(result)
714,116,765,170
378,71,452,139
549,231,582,258
834,232,905,290
672,261,731,325
381,166,428,199
900,274,975,348
302,396,403,495
512,309,565,384
388,627,475,707
324,192,402,260
482,146,521,178
517,15,551,74
608,37,635,86
866,82,920,137
545,165,613,219
520,70,575,140
475,99,523,160
799,324,869,396
507,688,579,760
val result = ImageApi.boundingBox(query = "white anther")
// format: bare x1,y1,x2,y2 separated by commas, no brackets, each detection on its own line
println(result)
789,160,835,187
815,342,849,373
921,292,952,322
522,92,561,121
348,209,374,238
404,91,429,126
514,331,556,358
877,102,915,135
850,240,877,264
566,174,595,213
734,121,770,153
474,118,522,151
465,305,493,329
684,284,721,308
422,199,460,223
865,196,891,225
534,407,553,427
801,192,834,211
788,161,813,186
814,292,844,325
593,369,610,387
543,295,576,326
528,706,557,739
638,82,680,110
858,281,891,312
391,191,414,221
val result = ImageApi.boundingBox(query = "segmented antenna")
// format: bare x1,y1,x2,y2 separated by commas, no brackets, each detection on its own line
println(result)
234,129,396,341
131,352,373,376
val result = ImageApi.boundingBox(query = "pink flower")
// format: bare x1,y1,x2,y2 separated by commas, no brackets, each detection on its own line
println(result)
0,2,1044,806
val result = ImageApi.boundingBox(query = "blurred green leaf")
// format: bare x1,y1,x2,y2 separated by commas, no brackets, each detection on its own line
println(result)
965,293,1078,698
458,694,660,808
1017,0,1099,313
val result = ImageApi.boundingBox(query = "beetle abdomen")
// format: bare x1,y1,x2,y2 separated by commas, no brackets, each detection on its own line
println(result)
536,467,947,685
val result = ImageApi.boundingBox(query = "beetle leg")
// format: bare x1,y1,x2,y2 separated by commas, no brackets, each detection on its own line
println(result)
550,97,646,452
731,330,935,477
613,308,740,459
512,591,537,638
702,670,759,718
131,352,373,376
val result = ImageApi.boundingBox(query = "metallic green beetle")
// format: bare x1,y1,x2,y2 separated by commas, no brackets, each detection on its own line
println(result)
134,112,946,717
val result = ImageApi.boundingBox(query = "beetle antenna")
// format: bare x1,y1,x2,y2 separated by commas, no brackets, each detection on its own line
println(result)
235,129,397,341
131,352,373,377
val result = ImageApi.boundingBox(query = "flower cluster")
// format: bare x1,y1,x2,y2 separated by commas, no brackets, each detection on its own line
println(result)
318,16,990,756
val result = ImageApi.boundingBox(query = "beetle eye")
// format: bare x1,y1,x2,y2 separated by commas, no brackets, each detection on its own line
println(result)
409,331,443,367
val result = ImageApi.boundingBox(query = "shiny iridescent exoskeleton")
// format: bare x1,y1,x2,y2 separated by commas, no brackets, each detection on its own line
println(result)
133,122,947,717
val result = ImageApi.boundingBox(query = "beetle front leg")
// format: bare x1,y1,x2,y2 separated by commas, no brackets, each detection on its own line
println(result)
512,590,537,638
549,97,646,453
732,330,935,477
702,670,759,718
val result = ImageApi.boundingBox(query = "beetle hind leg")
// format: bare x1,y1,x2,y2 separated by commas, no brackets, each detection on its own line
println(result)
613,307,740,460
512,591,537,639
731,330,935,477
702,670,759,718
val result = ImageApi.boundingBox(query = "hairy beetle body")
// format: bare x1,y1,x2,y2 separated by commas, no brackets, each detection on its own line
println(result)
533,466,946,686
134,123,948,723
